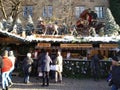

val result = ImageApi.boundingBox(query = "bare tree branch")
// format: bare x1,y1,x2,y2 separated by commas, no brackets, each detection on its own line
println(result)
0,0,7,19
0,0,22,32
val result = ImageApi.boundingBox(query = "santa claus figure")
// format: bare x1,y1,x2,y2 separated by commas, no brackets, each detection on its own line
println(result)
79,8,92,25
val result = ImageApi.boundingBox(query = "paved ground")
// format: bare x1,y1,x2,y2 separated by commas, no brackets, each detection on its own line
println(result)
0,76,113,90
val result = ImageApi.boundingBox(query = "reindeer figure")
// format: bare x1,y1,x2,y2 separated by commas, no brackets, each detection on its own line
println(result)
52,21,59,35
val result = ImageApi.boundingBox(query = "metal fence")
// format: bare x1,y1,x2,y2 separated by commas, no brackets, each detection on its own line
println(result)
63,59,111,79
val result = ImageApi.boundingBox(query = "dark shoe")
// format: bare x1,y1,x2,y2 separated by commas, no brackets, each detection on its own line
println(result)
41,84,45,87
108,80,113,86
8,82,13,87
59,80,62,83
46,85,49,86
6,86,8,90
55,81,58,83
24,81,30,84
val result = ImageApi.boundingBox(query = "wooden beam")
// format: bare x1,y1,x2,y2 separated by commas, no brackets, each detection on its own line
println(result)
0,37,22,44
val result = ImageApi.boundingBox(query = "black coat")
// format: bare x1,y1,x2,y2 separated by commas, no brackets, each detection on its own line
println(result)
23,57,33,73
91,54,100,71
112,66,120,88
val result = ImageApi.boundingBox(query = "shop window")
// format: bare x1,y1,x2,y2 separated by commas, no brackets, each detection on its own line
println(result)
43,5,53,18
23,6,33,18
95,6,104,18
75,6,85,18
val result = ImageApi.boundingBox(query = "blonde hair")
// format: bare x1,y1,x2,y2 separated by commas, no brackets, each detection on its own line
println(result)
3,50,8,57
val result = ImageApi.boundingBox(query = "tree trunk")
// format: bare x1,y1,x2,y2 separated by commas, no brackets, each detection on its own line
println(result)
10,1,21,32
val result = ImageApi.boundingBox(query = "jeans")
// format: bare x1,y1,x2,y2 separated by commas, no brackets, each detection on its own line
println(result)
2,71,9,89
24,72,30,83
6,70,12,84
111,84,118,90
9,68,14,80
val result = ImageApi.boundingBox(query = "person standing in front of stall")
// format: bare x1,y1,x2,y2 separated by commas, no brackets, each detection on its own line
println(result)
41,51,52,86
1,50,12,90
55,50,63,83
8,50,16,86
111,51,120,90
37,49,46,78
91,53,100,81
22,53,33,84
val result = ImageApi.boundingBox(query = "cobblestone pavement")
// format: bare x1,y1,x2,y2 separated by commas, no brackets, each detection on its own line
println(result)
0,76,112,90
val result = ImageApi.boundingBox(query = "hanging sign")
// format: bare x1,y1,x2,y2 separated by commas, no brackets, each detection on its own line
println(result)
60,44,92,48
100,44,118,48
36,43,51,48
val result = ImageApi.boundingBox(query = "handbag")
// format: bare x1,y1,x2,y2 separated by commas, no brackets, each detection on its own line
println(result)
38,72,43,77
50,65,59,71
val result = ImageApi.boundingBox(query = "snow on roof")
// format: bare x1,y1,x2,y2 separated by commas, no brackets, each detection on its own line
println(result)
0,30,27,42
0,29,120,43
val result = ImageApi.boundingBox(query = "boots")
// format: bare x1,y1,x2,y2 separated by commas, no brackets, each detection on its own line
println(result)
2,86,8,90
6,86,8,90
42,78,45,86
46,78,49,86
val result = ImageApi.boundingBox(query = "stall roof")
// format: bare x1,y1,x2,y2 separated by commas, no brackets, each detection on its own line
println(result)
0,30,28,43
0,29,120,44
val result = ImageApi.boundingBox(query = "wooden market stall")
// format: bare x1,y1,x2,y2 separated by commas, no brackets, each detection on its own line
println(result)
0,30,119,78
35,42,119,61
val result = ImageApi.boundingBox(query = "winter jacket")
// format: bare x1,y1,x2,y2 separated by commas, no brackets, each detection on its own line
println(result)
1,56,12,72
56,55,63,72
8,56,16,71
41,54,52,72
112,65,120,88
23,57,33,73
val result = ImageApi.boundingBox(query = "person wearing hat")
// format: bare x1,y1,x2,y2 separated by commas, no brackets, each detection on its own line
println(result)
111,51,120,90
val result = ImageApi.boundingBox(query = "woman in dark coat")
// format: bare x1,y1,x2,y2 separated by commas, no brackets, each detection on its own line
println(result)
111,51,120,90
23,53,33,84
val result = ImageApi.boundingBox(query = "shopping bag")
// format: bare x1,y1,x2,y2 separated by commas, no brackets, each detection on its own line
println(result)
50,65,59,71
38,72,43,77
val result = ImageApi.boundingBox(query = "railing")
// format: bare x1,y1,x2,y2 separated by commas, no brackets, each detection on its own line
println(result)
63,59,111,79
